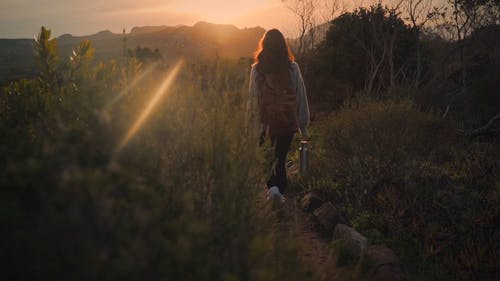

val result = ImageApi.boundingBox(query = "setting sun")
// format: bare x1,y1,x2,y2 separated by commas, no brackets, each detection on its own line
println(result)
0,0,294,38
168,0,281,22
0,0,401,38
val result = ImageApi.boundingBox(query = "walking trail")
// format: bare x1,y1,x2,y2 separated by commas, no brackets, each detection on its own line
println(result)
258,166,354,281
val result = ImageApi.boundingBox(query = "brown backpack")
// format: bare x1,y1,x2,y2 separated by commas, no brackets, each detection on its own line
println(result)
259,73,299,137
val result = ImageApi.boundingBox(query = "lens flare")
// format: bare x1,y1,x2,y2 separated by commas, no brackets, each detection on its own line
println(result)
105,62,158,110
115,59,184,153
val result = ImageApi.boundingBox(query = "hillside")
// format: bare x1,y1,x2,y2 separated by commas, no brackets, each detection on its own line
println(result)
0,39,37,82
0,22,265,82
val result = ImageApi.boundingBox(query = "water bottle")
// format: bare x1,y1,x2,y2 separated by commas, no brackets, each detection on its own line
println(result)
299,138,309,173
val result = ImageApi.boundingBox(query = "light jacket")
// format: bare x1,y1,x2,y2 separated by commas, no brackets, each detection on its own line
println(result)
248,61,310,137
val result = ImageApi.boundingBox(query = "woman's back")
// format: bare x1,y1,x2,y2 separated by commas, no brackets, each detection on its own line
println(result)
247,28,310,202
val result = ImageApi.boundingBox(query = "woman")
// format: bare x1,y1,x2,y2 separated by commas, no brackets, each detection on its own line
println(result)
248,29,310,204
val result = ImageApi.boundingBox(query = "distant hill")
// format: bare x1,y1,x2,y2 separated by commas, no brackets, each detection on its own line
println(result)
56,21,265,62
287,21,331,53
0,39,37,82
130,25,179,34
0,22,265,82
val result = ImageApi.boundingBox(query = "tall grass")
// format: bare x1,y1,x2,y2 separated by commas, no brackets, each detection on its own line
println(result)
0,34,312,280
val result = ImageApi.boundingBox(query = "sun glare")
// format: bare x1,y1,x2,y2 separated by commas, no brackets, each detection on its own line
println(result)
115,59,184,153
105,62,159,110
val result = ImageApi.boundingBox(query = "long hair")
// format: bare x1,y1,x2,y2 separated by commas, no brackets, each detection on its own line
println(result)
254,29,295,89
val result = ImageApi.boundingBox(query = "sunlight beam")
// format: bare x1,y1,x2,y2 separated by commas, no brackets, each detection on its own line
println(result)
104,62,158,110
115,59,184,153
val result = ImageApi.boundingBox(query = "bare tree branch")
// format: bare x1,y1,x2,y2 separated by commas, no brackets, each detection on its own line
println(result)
320,0,345,22
282,0,317,57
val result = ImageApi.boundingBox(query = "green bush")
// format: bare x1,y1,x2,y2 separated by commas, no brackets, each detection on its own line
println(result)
306,97,499,281
312,98,454,207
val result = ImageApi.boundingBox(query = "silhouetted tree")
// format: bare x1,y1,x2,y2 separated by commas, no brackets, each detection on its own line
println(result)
312,5,416,99
443,0,499,96
401,0,444,89
282,0,317,58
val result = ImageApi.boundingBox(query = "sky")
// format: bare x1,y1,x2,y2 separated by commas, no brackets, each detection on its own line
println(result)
0,0,299,38
0,0,436,39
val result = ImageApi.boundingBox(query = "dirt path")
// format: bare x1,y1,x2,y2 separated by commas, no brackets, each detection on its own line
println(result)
256,163,353,280
280,195,348,281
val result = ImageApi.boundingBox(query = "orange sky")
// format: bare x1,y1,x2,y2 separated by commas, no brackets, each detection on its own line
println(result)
0,0,423,38
0,0,291,38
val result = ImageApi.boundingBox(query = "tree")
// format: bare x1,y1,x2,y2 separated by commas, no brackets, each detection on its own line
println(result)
69,40,95,73
66,39,95,92
282,0,317,58
34,26,59,92
283,0,345,58
319,0,344,22
401,0,444,89
353,4,415,95
311,4,417,100
430,0,500,118
445,0,499,92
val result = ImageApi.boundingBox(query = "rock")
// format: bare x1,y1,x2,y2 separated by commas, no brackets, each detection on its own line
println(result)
358,245,403,281
313,202,341,232
373,265,403,281
332,224,368,258
363,245,400,266
300,192,323,213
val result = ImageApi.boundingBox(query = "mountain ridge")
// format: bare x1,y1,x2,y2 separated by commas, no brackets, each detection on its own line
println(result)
0,22,266,82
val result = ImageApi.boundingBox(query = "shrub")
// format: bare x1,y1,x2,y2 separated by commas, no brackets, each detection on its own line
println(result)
312,98,454,208
306,97,499,280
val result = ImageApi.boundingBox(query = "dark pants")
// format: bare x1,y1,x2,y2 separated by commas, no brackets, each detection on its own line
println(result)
266,133,294,194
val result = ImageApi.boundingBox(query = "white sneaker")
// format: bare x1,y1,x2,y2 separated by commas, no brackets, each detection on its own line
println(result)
267,186,285,207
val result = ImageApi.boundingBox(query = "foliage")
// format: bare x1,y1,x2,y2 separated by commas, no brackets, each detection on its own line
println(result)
305,4,418,106
415,24,500,128
311,98,454,205
300,3,498,133
34,26,59,92
2,5,499,278
1,27,313,281
304,97,499,281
